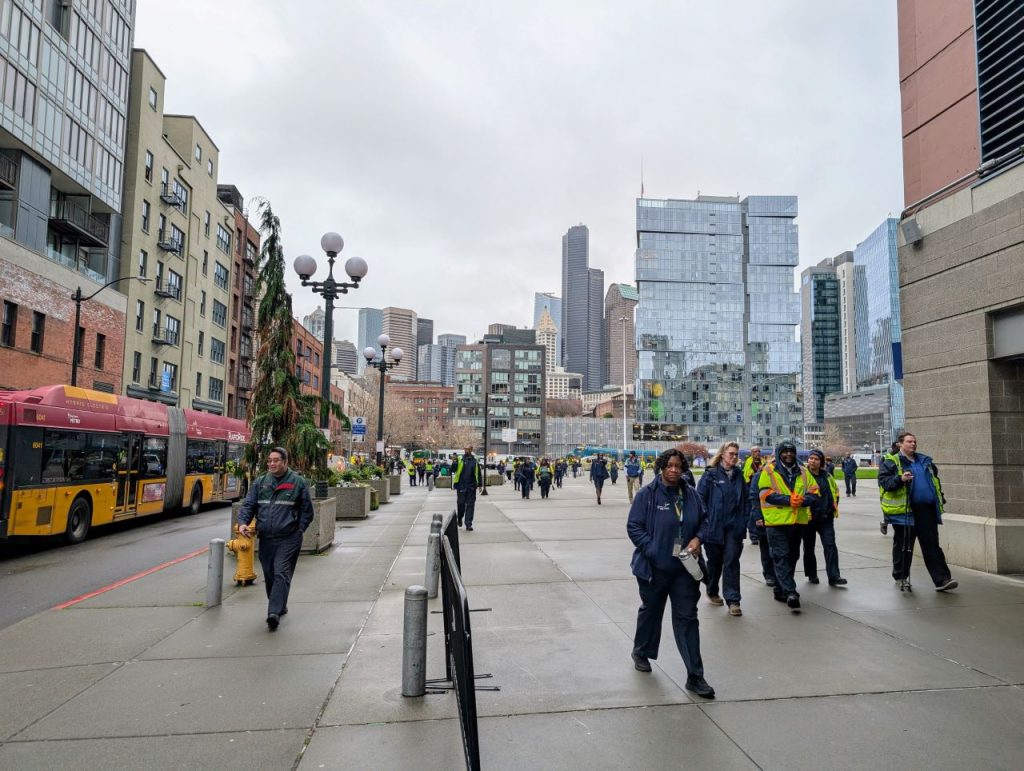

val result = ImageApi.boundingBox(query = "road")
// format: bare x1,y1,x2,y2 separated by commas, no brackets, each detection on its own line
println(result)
0,503,234,631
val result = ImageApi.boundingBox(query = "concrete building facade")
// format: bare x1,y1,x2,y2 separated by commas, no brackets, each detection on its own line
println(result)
333,339,358,376
896,0,1024,573
604,282,638,390
382,306,416,381
533,291,561,365
561,224,604,391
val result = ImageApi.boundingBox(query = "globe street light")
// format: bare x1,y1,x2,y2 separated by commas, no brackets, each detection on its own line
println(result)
363,333,403,466
71,275,150,386
292,233,368,443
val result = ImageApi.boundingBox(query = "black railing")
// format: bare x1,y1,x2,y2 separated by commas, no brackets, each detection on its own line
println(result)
154,277,181,300
159,183,185,208
0,153,16,189
50,198,109,245
152,328,178,346
157,231,183,254
440,533,480,771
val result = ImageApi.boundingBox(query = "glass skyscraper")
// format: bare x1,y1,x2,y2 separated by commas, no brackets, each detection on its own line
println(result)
356,307,383,375
800,260,843,427
561,225,604,391
853,218,904,435
635,195,801,445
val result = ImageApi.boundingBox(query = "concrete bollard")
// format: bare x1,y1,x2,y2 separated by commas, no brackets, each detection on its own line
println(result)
426,532,441,599
206,538,225,607
402,585,428,697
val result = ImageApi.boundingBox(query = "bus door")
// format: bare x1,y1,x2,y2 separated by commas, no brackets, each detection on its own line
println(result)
211,441,225,498
116,434,143,514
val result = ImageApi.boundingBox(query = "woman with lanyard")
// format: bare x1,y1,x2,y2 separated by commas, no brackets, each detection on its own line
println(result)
626,448,715,699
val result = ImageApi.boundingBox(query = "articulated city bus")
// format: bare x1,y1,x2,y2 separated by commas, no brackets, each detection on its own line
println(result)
0,385,250,544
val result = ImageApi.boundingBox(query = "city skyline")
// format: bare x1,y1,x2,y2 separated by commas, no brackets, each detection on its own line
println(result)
133,1,903,347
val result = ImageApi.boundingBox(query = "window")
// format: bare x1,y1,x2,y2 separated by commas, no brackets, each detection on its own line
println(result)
149,356,158,386
202,250,208,275
200,291,207,316
216,224,231,254
211,337,225,363
160,167,168,189
94,333,105,368
313,352,320,367
30,311,44,353
148,86,157,110
132,351,141,383
207,159,213,176
162,362,178,392
313,375,319,389
194,144,202,162
204,211,210,237
144,151,153,182
141,200,150,231
138,249,147,277
196,371,202,394
197,331,204,357
214,262,229,290
152,308,161,338
155,260,164,287
1,301,16,346
135,300,144,332
208,377,224,402
212,300,227,327
167,269,182,300
157,213,166,239
164,316,180,346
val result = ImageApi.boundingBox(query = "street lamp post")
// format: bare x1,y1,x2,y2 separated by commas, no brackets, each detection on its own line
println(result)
481,391,490,495
619,315,629,457
293,233,368,444
363,334,403,467
70,276,150,386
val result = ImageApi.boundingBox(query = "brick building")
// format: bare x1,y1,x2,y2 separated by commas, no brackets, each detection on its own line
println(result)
389,381,454,432
291,318,345,448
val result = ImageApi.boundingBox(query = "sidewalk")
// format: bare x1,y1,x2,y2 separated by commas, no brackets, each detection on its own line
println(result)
2,475,1023,769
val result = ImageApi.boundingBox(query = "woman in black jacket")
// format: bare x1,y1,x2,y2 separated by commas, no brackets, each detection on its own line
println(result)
626,448,715,699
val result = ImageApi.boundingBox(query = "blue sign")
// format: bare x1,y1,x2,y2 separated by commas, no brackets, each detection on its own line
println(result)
161,370,171,392
352,416,367,434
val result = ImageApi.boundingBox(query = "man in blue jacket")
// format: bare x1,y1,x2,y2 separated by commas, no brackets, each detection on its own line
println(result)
625,451,642,503
453,447,482,531
696,442,748,616
237,447,315,631
841,454,859,497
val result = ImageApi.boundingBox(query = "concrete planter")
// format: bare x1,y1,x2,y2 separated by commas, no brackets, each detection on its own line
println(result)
335,485,370,520
435,476,453,489
389,474,403,495
485,473,504,486
301,496,335,554
367,478,391,504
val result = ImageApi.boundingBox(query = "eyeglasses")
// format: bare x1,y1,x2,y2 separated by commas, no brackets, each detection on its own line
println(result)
723,452,738,457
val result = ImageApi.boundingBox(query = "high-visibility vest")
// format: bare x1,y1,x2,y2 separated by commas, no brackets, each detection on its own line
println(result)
758,462,819,526
880,454,944,516
742,456,763,484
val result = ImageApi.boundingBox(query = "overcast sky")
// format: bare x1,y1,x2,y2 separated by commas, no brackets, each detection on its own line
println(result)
135,1,903,347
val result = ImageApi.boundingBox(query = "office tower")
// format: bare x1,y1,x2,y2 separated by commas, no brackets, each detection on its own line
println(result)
382,306,417,380
417,343,444,383
487,322,515,336
800,258,842,430
852,219,904,433
535,307,558,375
604,283,638,390
119,50,229,411
533,292,562,365
833,251,863,394
437,333,466,387
417,317,433,347
217,184,260,420
0,1,136,391
334,339,358,375
635,195,801,445
356,307,383,374
561,224,604,390
302,307,325,340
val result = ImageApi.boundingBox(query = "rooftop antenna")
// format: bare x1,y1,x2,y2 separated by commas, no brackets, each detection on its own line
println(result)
640,157,645,198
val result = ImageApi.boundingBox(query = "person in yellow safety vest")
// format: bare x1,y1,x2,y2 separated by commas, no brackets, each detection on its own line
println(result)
757,441,820,611
741,446,764,545
803,449,847,587
406,459,417,486
878,431,956,593
425,459,435,490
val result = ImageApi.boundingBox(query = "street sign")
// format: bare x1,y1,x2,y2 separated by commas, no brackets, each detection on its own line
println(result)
500,428,518,443
353,433,364,443
161,370,171,392
352,416,367,435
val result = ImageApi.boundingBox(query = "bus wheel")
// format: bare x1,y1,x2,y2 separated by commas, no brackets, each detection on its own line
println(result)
65,497,92,544
189,484,202,515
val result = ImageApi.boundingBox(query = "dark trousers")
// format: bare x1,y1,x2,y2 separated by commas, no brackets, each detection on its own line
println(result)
892,503,951,585
539,480,551,498
408,474,416,486
845,474,857,496
456,487,477,526
555,473,563,488
520,479,533,498
633,566,704,678
258,533,303,616
766,526,802,597
754,523,775,582
705,531,745,604
803,516,841,582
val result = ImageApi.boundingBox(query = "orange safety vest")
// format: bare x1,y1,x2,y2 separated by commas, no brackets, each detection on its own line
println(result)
757,462,820,526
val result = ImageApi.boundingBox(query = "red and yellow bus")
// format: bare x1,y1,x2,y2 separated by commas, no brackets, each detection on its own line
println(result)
0,385,250,544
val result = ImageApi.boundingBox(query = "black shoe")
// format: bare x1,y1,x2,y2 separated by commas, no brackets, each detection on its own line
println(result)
786,594,801,610
685,676,716,699
458,518,464,527
280,607,288,616
829,578,848,586
266,613,280,631
807,575,820,584
631,652,652,672
466,526,474,531
773,594,787,603
936,578,958,592
765,577,777,588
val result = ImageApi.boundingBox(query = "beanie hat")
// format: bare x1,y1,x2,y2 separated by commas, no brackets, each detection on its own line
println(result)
809,449,825,462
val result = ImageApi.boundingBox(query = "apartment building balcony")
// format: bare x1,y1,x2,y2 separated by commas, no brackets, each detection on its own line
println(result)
154,277,181,300
159,183,185,209
0,153,16,190
49,198,109,247
151,328,178,346
157,231,183,254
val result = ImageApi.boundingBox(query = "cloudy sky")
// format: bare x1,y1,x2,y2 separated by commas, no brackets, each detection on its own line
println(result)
135,1,903,347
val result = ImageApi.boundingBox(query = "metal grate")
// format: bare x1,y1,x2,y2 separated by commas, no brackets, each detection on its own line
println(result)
976,0,1024,164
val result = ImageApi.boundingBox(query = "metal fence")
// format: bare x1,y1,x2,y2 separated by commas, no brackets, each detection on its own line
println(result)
440,533,480,771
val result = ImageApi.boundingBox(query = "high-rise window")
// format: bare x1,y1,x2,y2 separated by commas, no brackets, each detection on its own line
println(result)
138,249,147,277
144,151,153,182
211,337,225,363
1,301,16,346
200,291,206,316
30,311,44,353
162,362,178,392
141,200,150,231
214,262,229,290
212,300,227,327
135,300,144,332
198,331,204,357
164,316,180,346
209,377,224,402
132,351,141,383
94,333,105,369
196,371,202,394
216,224,231,254
148,86,158,110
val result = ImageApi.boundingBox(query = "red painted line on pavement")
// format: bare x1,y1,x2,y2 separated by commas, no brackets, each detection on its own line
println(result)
53,546,210,610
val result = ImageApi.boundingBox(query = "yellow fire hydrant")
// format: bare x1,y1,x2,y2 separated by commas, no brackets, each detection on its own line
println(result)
226,524,257,586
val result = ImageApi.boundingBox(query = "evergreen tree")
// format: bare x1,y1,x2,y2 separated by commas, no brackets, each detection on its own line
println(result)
244,200,331,478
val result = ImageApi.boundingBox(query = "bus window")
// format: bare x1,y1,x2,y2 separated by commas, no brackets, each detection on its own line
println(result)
186,439,217,474
41,430,120,483
142,437,167,477
12,428,43,487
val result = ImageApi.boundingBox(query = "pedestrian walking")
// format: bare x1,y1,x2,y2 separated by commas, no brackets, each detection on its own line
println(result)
236,447,315,631
538,459,553,499
803,449,847,587
555,459,566,488
756,441,820,611
609,459,619,485
425,458,435,491
625,451,642,503
696,442,748,616
590,454,610,505
626,448,714,699
518,457,536,499
416,461,426,485
879,431,957,592
407,460,417,486
453,446,482,531
742,446,764,544
841,454,858,497
749,470,777,588
513,458,521,491
572,459,580,478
